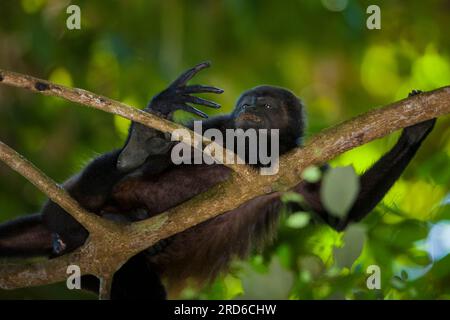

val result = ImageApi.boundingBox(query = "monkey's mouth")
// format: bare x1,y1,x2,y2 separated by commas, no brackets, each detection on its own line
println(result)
236,112,263,123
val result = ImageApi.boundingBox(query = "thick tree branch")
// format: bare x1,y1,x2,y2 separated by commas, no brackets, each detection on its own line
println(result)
0,69,253,178
0,69,449,297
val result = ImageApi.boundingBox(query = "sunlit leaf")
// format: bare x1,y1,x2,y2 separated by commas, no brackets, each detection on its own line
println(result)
412,46,450,89
286,212,310,229
321,166,360,218
239,257,294,299
223,274,244,299
334,224,366,268
281,192,304,204
301,165,322,183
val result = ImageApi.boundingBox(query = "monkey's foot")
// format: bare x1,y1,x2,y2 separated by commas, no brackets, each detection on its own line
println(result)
408,89,422,97
146,238,172,256
51,233,67,256
403,89,436,144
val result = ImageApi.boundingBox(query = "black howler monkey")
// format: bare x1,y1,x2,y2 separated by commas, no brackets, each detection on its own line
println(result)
0,63,436,299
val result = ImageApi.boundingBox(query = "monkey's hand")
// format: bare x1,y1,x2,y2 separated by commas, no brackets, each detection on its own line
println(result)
148,62,223,119
401,90,436,145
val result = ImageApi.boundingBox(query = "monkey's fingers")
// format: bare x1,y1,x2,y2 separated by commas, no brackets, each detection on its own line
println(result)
183,95,221,109
408,89,423,97
179,103,209,118
182,85,224,94
170,62,211,88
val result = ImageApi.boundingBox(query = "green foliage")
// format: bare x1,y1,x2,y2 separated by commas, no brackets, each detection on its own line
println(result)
285,212,311,229
321,166,360,218
281,192,305,205
0,0,449,300
301,165,322,183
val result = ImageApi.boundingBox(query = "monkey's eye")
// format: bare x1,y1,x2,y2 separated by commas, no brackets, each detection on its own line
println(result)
265,104,271,109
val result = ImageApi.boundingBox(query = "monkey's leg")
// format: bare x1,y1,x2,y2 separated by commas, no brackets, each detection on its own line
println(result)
147,192,283,288
43,150,134,255
339,91,436,227
337,117,435,229
294,91,436,231
110,252,166,300
78,253,166,300
0,213,52,257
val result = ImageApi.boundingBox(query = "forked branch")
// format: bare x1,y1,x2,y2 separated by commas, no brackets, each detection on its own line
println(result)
0,69,449,298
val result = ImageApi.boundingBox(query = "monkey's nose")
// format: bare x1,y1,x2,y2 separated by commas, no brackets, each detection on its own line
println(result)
245,104,257,110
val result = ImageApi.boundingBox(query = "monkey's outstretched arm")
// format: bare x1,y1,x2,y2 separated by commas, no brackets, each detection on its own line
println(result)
80,252,167,300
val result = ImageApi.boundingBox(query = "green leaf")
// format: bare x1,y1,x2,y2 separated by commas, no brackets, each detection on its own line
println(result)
223,274,244,299
320,166,360,218
301,165,322,183
333,224,366,268
239,257,294,299
276,244,293,268
281,192,304,204
286,212,310,228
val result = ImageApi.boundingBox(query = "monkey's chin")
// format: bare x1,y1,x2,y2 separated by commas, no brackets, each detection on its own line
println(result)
235,120,265,131
236,112,262,122
235,113,264,129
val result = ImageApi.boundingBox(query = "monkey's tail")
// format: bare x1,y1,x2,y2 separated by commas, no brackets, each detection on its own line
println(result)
0,213,53,258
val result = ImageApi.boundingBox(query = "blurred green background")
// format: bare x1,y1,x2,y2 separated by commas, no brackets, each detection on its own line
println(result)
0,0,449,299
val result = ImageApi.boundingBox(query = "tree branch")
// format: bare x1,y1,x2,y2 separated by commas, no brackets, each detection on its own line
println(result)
0,69,449,297
0,69,253,179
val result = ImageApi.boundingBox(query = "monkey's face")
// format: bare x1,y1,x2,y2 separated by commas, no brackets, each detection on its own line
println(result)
233,86,304,137
234,95,279,130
